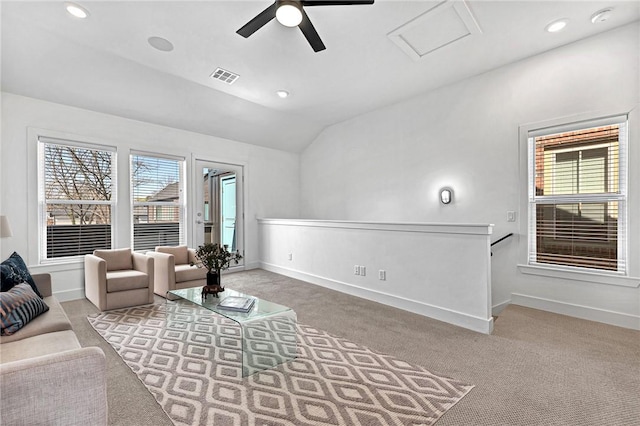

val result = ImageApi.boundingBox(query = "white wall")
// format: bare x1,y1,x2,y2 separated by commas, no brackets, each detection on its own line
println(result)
300,24,640,329
0,93,300,300
259,219,494,333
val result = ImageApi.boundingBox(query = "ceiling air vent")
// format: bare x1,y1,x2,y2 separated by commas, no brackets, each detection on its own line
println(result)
210,67,240,84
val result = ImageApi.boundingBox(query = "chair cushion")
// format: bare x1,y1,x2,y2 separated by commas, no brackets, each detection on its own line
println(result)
0,283,49,336
174,264,207,283
94,248,132,271
156,245,189,265
106,270,149,293
1,252,42,298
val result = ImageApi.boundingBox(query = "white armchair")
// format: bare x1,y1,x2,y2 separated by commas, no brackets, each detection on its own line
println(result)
84,248,154,311
147,245,207,298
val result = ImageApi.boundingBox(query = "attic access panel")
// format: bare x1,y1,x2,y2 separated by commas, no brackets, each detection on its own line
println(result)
388,0,482,61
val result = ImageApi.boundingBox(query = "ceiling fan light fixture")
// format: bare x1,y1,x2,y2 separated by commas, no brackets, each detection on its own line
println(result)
276,2,303,27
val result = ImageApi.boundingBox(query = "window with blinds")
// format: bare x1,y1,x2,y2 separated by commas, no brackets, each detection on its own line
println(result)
528,116,627,272
131,153,185,251
39,138,115,260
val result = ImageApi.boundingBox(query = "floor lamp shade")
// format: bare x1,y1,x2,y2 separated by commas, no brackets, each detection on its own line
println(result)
0,215,13,238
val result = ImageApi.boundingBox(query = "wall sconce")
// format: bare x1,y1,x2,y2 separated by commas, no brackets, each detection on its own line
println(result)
439,188,453,205
0,215,13,238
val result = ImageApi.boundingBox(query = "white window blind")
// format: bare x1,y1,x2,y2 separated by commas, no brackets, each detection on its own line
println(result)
39,137,116,260
131,153,185,251
528,116,627,273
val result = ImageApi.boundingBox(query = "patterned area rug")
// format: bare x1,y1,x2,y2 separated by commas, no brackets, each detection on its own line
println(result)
88,301,473,426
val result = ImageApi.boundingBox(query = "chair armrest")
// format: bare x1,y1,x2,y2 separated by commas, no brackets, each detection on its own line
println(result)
0,347,108,425
84,255,107,311
146,251,175,295
31,273,52,298
132,252,153,275
132,253,154,301
146,251,173,266
188,248,198,265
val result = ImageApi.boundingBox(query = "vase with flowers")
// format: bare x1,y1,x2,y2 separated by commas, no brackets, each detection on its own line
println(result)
191,243,243,288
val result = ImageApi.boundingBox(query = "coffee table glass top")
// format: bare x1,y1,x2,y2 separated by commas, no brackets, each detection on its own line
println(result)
169,286,298,377
168,287,292,322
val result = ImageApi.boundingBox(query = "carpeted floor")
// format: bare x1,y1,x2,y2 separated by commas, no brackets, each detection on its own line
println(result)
63,269,640,426
87,301,473,425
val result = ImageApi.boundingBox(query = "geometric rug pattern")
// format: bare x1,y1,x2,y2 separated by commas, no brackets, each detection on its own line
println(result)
88,301,474,426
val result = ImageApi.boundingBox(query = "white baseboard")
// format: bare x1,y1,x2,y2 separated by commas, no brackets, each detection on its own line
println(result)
244,261,261,270
260,262,493,334
53,288,85,302
511,293,640,330
492,300,511,316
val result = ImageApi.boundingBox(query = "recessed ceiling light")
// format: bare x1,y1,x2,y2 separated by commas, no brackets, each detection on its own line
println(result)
148,36,174,52
591,8,613,24
65,2,89,19
545,19,568,33
276,90,290,99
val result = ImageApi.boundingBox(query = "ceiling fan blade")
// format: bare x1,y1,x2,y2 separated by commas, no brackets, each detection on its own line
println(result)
298,9,326,52
302,0,374,6
236,2,277,38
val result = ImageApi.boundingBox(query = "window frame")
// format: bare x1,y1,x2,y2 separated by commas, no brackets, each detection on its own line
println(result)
518,110,639,288
37,136,117,263
129,151,186,252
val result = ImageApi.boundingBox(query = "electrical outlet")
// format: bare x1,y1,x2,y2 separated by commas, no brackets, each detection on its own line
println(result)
354,265,360,275
287,253,292,261
360,266,366,276
379,270,386,280
507,211,516,222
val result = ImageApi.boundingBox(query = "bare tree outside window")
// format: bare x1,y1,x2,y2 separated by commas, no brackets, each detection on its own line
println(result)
44,145,112,225
42,141,116,259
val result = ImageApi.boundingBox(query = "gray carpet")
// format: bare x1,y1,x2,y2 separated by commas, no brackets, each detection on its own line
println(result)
62,269,640,426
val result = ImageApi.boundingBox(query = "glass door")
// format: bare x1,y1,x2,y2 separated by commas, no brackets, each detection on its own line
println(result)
194,160,244,267
220,174,237,251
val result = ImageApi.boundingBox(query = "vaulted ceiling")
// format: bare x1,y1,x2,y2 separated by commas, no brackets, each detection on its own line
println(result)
2,1,638,152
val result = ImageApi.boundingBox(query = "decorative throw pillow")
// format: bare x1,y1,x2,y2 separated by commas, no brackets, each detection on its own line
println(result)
0,283,50,336
0,252,42,298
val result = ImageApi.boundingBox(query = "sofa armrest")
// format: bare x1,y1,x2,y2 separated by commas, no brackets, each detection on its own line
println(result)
146,251,175,296
0,347,108,426
31,273,52,298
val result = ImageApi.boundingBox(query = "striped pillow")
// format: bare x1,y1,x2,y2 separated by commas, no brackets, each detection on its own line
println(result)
0,283,49,336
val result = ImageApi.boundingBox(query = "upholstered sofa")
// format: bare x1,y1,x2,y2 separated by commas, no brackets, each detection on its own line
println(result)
147,245,207,298
0,273,108,425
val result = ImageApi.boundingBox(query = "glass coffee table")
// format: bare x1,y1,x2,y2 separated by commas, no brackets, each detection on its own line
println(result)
168,287,297,377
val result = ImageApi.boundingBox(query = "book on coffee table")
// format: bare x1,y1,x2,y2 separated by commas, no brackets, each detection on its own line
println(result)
217,296,256,313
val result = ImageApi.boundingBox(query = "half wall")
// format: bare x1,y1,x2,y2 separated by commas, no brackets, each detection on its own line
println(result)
258,219,494,333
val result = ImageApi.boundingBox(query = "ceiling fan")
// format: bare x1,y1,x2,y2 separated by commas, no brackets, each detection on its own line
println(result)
237,0,375,53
